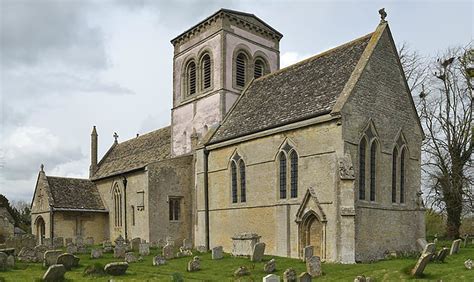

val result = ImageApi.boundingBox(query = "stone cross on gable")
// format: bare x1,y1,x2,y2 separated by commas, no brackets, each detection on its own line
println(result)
113,132,119,143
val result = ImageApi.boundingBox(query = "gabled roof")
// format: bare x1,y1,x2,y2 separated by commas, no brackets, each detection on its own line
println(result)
46,176,106,211
92,126,171,180
208,32,372,144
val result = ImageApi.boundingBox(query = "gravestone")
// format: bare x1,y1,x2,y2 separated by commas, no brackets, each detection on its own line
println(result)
196,245,207,253
91,248,103,259
43,250,63,267
232,233,261,256
66,243,77,254
416,238,428,251
283,268,297,282
463,234,469,247
56,253,77,270
124,252,138,263
75,236,84,246
65,238,73,245
104,262,128,276
157,239,166,248
166,236,175,246
299,272,312,282
85,237,94,246
183,238,192,250
465,259,473,270
449,239,462,255
212,246,223,260
6,255,14,268
43,238,52,248
251,242,266,262
103,241,113,253
0,252,7,271
234,266,250,277
263,274,280,282
34,245,48,262
131,237,141,252
422,243,436,260
306,256,321,277
303,246,313,262
411,253,431,276
162,244,174,259
139,242,150,256
53,237,64,248
264,258,276,273
187,256,200,272
435,247,449,262
18,246,37,262
114,235,125,247
43,264,66,282
114,245,126,258
153,255,166,266
354,276,366,282
73,255,80,267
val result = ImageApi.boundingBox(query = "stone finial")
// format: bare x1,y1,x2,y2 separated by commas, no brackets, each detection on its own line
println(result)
113,132,119,143
40,164,44,172
379,8,387,23
91,125,97,135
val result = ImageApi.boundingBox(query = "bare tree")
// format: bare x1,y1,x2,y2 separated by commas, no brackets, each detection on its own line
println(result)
418,47,473,239
398,42,429,93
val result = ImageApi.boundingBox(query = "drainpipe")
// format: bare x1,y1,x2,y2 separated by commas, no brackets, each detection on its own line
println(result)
122,176,128,241
50,205,54,243
204,148,210,250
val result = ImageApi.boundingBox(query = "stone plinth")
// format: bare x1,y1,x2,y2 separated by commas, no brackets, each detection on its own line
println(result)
231,233,261,256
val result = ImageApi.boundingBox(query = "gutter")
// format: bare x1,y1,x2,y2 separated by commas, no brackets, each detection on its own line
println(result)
122,175,128,240
51,208,109,213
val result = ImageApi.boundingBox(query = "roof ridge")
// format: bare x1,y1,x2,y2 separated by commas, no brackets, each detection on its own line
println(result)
115,125,170,147
46,175,92,181
253,32,374,83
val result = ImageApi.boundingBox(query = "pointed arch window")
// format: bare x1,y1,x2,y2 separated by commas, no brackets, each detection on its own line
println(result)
254,59,265,79
231,161,238,203
370,141,378,202
358,138,367,200
290,150,298,198
186,61,196,96
400,148,406,204
279,152,287,199
201,54,211,90
113,184,122,227
392,147,398,203
236,53,247,87
239,160,246,203
230,153,246,204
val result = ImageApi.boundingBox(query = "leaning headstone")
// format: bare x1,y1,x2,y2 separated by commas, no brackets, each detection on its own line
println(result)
153,255,166,266
124,252,138,263
411,253,431,276
56,253,77,270
139,242,150,256
42,264,66,282
264,258,276,273
465,259,473,270
283,268,297,282
435,247,449,262
422,243,436,260
234,266,250,277
114,245,126,258
0,252,7,271
91,248,103,259
34,245,48,262
416,238,428,251
263,273,280,282
212,246,223,260
303,246,314,262
162,244,174,259
306,256,321,277
66,243,78,254
196,245,207,253
104,262,129,276
450,239,462,255
187,256,200,272
43,250,63,267
18,246,37,262
131,237,141,252
251,242,266,262
299,272,312,282
85,237,94,246
6,255,14,268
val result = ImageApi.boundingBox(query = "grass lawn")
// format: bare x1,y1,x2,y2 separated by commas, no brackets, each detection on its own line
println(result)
0,243,473,281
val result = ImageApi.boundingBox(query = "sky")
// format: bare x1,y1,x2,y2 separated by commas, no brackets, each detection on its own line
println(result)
1,0,472,202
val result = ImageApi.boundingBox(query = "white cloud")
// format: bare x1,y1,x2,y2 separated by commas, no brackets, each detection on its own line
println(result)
280,51,312,68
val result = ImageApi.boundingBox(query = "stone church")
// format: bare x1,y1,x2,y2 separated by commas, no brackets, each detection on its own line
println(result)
31,9,425,263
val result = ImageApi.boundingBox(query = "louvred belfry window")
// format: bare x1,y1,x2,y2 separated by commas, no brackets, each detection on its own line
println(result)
236,53,247,87
202,54,211,90
254,59,264,79
187,61,196,95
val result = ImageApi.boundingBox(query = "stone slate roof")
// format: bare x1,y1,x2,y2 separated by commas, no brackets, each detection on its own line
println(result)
92,126,171,179
46,176,106,211
209,33,372,144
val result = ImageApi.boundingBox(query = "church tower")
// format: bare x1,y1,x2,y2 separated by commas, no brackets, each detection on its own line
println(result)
170,9,282,156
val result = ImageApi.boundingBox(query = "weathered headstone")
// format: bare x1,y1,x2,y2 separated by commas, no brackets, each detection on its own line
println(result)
139,242,150,256
303,245,314,262
463,234,469,248
435,247,449,262
263,273,280,282
53,237,64,248
114,245,126,258
124,252,138,263
354,276,366,282
6,255,14,268
65,238,73,245
422,243,436,260
131,237,141,251
251,242,266,262
183,238,192,250
66,243,78,254
212,246,223,260
103,241,113,253
187,256,200,272
114,235,125,247
34,245,48,262
56,253,77,270
0,252,7,271
234,266,250,277
416,238,428,251
85,237,94,246
299,272,312,282
283,268,297,282
232,232,261,256
91,248,103,259
75,236,84,246
411,253,431,276
264,258,276,273
162,244,174,259
43,264,66,282
449,239,462,255
306,256,321,277
196,245,207,253
43,250,63,267
104,262,129,276
43,238,52,248
166,236,175,246
465,259,473,270
152,255,166,266
18,246,37,262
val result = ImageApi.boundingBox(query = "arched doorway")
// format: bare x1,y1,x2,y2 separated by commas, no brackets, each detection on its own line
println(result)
299,211,324,257
35,216,45,245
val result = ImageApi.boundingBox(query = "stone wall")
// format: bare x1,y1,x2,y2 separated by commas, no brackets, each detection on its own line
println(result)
52,212,108,244
341,27,425,262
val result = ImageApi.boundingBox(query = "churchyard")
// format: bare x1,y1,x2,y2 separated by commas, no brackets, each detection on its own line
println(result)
0,236,473,281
